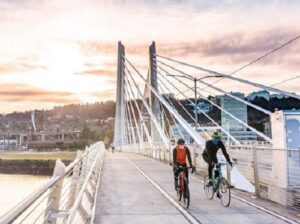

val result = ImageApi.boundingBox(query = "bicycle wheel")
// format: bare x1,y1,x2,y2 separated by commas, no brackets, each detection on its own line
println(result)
219,177,231,207
177,178,183,201
204,176,214,199
183,178,190,209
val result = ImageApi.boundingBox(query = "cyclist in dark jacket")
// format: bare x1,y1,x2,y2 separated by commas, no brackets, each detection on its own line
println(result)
173,138,195,189
202,131,233,181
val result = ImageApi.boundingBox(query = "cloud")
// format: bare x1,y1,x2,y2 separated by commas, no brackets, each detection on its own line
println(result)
74,68,115,76
79,41,150,57
0,0,299,113
91,89,115,99
158,30,300,59
79,41,117,56
0,65,19,74
0,84,75,103
0,59,47,75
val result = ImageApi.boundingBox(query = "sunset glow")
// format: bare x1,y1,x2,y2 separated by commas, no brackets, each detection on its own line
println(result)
0,0,300,113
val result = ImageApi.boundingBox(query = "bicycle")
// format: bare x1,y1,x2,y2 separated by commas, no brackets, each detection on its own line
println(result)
173,164,193,209
203,162,232,207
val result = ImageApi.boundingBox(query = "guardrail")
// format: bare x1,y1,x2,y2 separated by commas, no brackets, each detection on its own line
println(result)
0,141,105,224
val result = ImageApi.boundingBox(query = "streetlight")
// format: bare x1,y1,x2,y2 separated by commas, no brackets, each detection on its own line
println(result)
167,74,222,129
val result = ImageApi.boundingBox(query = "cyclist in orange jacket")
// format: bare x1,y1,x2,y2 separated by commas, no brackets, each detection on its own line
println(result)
173,138,195,189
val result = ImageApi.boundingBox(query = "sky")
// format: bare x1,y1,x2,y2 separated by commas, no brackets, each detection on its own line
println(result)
0,0,300,113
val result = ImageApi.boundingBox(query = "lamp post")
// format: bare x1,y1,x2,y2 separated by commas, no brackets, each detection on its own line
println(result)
167,74,222,130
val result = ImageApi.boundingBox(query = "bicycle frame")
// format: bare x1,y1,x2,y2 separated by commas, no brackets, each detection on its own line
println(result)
174,165,192,208
211,163,227,191
178,168,187,193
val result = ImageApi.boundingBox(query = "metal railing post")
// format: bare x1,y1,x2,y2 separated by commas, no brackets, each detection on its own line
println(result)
67,150,82,209
252,146,261,197
45,159,66,224
193,145,196,169
80,146,89,182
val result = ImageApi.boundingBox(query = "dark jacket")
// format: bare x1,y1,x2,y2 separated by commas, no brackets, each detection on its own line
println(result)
202,140,230,164
173,146,192,167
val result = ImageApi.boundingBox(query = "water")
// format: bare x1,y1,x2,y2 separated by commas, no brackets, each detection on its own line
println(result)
0,174,49,217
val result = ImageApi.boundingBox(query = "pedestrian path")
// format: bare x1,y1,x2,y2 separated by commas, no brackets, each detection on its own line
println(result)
94,152,299,224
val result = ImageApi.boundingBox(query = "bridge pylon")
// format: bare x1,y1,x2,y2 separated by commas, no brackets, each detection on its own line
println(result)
113,41,126,148
149,42,162,157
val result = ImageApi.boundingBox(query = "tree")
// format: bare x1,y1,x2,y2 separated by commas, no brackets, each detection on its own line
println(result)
81,123,93,140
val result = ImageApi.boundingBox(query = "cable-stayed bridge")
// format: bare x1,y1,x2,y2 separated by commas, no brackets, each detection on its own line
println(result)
1,40,300,224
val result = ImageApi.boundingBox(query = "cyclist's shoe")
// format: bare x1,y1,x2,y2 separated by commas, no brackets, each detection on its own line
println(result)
216,191,221,199
208,180,213,186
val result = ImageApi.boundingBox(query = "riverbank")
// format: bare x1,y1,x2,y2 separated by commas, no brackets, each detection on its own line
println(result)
0,151,76,175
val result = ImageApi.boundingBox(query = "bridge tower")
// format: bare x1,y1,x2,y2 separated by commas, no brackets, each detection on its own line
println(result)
113,42,126,148
149,42,162,150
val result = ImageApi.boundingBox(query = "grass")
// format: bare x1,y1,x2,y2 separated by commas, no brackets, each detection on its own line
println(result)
0,151,77,161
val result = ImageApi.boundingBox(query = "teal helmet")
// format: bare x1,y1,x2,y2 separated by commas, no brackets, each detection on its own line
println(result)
211,131,221,140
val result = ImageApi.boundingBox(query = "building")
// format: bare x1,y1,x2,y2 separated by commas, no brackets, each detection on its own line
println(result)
247,90,270,101
219,92,257,141
195,102,212,113
271,93,286,99
220,92,247,131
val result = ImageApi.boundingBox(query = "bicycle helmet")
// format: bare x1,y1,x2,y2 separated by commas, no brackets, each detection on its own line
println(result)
177,138,185,145
211,131,221,140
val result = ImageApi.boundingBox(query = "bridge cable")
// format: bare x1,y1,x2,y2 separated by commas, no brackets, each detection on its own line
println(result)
156,55,300,101
157,62,272,116
124,95,131,145
124,62,170,153
124,84,144,146
271,74,300,87
125,62,170,147
156,34,300,91
158,99,177,141
158,69,228,139
124,71,154,151
124,56,206,146
157,68,240,144
158,75,199,124
125,93,137,145
157,83,186,140
124,87,138,145
125,76,153,151
157,75,211,139
157,64,273,143
204,35,300,89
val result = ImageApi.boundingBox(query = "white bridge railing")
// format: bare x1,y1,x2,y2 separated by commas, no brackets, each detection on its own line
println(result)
0,141,105,224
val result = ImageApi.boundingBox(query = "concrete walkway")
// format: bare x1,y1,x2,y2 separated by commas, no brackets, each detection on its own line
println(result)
94,152,299,224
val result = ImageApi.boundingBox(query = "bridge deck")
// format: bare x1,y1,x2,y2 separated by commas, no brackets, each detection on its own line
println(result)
94,152,299,224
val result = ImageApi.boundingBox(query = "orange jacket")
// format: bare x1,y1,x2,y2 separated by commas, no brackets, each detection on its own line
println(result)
173,146,192,166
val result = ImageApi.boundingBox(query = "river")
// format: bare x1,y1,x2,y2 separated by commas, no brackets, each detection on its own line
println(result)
0,174,49,217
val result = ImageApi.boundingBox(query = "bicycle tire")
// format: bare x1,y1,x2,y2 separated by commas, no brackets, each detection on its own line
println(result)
183,178,190,209
219,177,231,207
177,177,183,201
204,176,214,199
